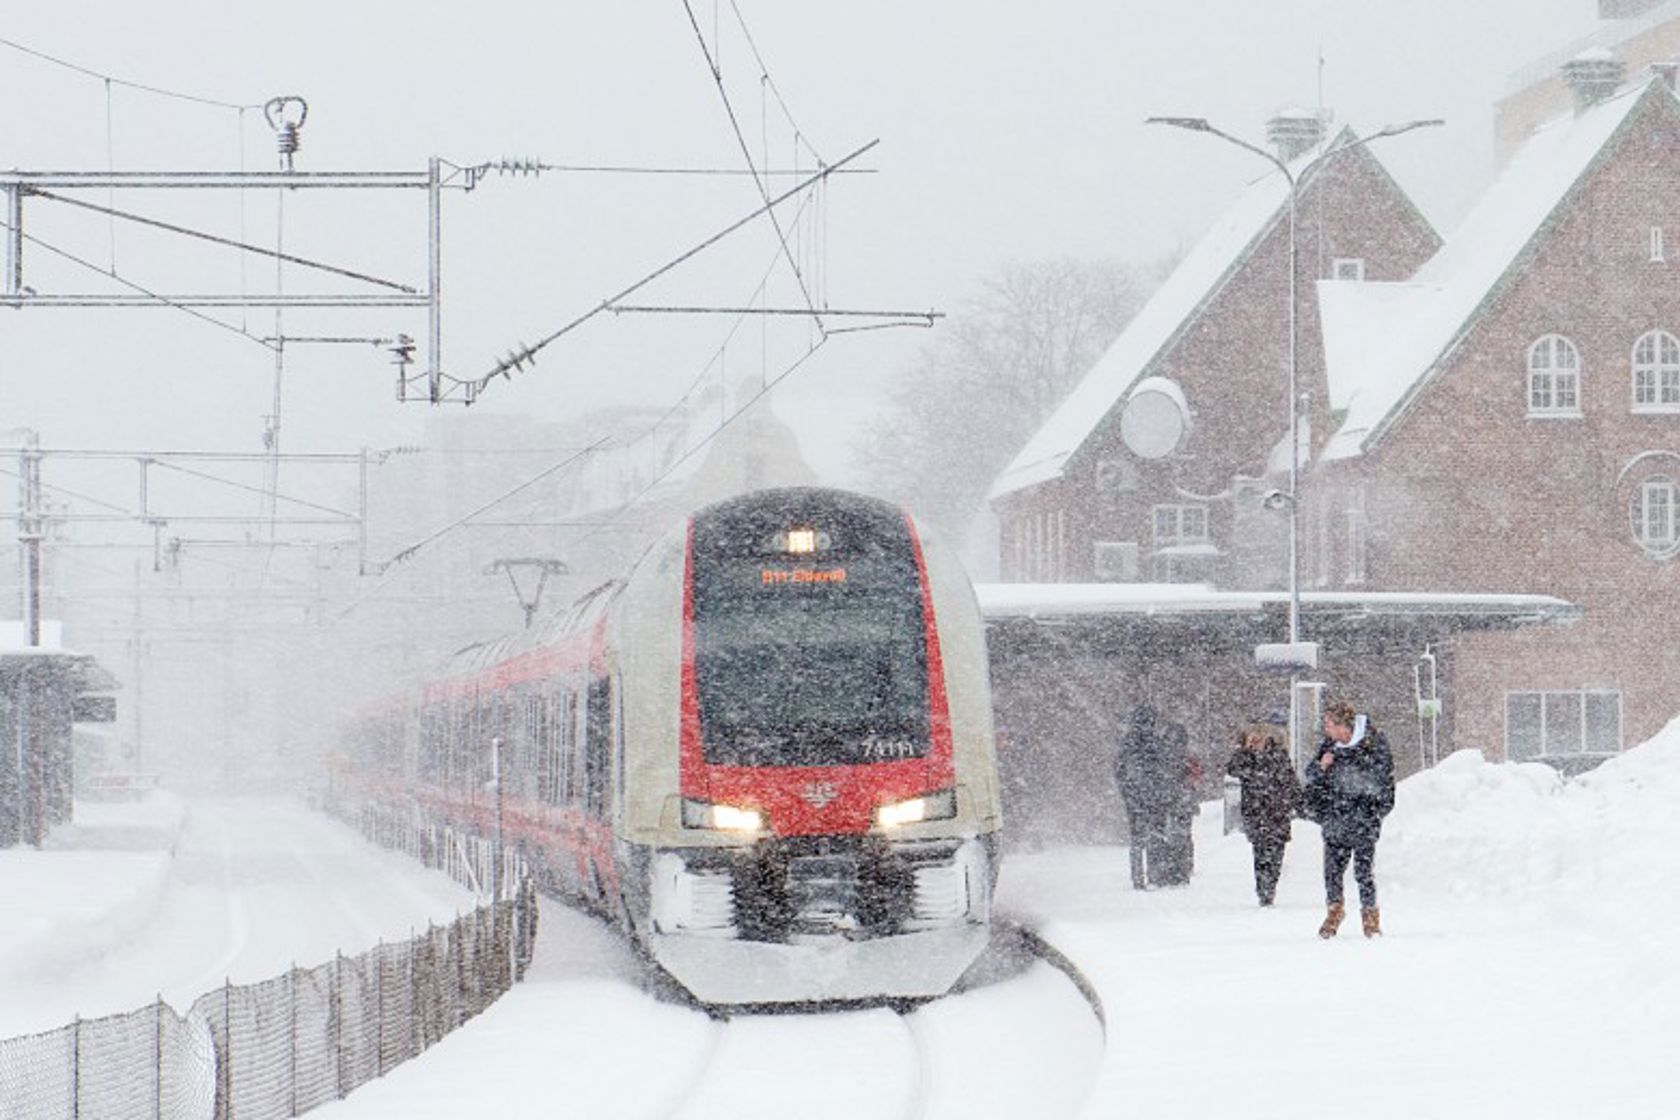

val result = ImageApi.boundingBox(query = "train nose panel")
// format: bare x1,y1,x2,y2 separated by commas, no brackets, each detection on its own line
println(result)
645,837,994,1005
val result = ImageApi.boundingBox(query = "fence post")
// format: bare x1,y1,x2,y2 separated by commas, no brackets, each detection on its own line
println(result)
409,928,419,1060
375,940,384,1078
222,979,232,1120
155,995,165,1120
288,965,298,1118
334,952,344,1101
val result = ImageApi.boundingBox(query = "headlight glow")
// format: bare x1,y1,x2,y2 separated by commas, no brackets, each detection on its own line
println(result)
875,788,957,829
681,797,764,832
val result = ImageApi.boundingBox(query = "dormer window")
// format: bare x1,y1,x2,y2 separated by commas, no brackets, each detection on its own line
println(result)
1528,334,1581,417
1652,226,1666,263
1331,257,1366,282
1632,329,1680,412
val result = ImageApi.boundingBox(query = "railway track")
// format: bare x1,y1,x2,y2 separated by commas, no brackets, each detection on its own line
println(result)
645,917,1106,1120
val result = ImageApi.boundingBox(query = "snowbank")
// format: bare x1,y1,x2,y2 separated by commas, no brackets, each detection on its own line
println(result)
1384,715,1680,904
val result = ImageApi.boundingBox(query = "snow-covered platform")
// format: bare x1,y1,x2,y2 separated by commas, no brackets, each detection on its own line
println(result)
0,794,475,1038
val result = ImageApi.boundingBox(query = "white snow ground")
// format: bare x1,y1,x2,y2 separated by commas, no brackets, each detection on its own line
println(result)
0,796,476,1038
5,716,1680,1117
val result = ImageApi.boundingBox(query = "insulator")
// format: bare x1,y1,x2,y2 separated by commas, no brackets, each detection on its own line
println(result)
277,124,301,158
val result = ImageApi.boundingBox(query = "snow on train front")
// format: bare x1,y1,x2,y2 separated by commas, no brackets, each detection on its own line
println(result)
612,488,1002,1006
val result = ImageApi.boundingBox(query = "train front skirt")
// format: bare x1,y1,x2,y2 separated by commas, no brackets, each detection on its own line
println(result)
648,922,991,1006
644,834,994,1005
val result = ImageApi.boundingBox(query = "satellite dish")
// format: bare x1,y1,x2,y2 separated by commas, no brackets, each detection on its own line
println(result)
1119,377,1191,459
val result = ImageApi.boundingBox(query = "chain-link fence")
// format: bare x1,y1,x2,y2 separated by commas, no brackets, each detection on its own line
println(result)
0,800,537,1119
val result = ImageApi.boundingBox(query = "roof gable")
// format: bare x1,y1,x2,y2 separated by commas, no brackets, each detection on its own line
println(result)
989,127,1418,501
1322,78,1672,461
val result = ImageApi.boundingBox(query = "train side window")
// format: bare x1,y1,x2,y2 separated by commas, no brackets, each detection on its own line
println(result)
613,673,626,811
584,677,611,815
517,691,541,801
536,689,557,804
555,690,574,803
566,688,586,804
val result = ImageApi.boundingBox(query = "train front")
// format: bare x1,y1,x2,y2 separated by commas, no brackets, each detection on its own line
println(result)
639,489,1000,1006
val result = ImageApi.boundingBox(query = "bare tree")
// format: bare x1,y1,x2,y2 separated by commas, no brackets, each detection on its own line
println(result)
865,256,1161,554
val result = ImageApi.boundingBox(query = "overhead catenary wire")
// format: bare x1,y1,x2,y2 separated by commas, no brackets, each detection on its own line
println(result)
30,190,418,293
565,332,832,554
345,193,839,616
332,438,613,622
150,459,356,519
725,0,823,168
447,158,868,178
680,0,823,328
0,212,276,349
0,33,262,111
471,138,877,391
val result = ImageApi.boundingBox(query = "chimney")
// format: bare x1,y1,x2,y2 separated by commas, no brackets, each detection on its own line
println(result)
1562,48,1626,112
1652,60,1680,92
1266,107,1325,163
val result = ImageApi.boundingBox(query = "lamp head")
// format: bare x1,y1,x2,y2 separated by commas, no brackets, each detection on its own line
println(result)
1145,116,1213,132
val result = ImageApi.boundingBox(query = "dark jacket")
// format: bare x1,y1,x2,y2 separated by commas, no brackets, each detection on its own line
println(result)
1302,719,1395,846
1117,709,1195,830
1226,744,1301,844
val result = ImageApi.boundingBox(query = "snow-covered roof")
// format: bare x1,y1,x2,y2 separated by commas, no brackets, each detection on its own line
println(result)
1320,79,1665,461
976,582,1579,624
989,135,1346,501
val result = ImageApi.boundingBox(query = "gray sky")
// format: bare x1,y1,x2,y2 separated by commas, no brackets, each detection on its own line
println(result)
0,0,1602,475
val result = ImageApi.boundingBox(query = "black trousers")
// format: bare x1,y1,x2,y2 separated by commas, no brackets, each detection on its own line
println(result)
1250,836,1286,904
1323,836,1378,908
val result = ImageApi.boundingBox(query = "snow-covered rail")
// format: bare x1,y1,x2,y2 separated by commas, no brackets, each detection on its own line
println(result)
645,917,1106,1119
307,897,1106,1119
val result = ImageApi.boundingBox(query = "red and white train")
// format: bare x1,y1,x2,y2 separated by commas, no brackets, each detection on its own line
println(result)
343,487,1002,1005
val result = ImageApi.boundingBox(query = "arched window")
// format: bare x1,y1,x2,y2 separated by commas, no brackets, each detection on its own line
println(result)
1631,476,1679,559
1528,335,1581,416
1632,330,1680,412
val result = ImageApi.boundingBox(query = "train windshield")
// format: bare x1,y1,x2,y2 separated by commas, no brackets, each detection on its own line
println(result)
690,496,932,768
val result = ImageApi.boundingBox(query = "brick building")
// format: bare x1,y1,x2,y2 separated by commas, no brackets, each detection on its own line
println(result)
1316,67,1680,767
984,75,1680,798
990,115,1441,590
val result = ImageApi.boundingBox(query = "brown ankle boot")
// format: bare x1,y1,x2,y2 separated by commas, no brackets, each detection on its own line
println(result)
1361,907,1381,938
1318,902,1345,939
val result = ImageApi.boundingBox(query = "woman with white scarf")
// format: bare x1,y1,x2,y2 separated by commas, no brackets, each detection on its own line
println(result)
1301,699,1396,938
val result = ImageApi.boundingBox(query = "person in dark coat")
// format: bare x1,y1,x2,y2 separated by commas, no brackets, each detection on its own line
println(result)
1225,717,1301,906
1116,706,1197,889
1301,698,1396,938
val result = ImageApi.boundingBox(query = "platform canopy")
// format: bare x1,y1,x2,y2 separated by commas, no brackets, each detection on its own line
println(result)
976,583,1580,658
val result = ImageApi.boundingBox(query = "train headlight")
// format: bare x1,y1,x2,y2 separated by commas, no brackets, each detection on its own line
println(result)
681,797,765,833
875,788,957,829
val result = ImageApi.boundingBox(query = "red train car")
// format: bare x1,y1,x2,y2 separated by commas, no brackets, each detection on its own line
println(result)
345,487,1002,1005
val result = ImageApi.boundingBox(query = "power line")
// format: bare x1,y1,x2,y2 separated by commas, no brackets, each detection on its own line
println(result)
0,212,274,349
31,190,417,293
567,333,832,552
447,158,867,178
0,34,260,110
726,0,824,166
680,0,823,328
473,138,876,391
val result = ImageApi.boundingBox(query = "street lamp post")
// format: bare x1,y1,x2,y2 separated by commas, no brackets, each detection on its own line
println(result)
1144,114,1442,760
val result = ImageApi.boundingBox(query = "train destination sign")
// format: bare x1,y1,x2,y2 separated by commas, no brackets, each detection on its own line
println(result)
761,567,848,586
